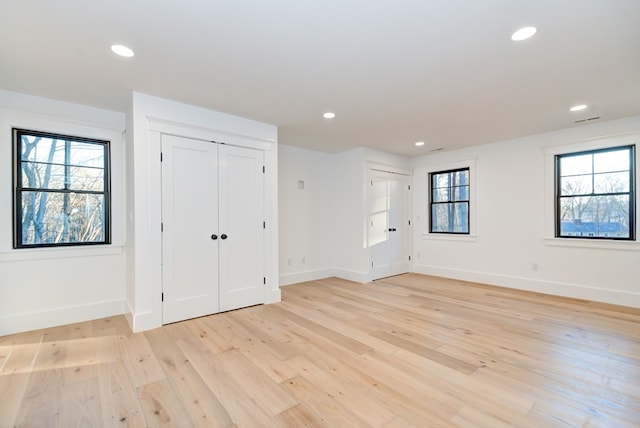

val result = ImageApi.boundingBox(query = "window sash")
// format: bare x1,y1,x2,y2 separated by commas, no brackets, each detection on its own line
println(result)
555,145,635,240
13,128,111,248
429,168,470,234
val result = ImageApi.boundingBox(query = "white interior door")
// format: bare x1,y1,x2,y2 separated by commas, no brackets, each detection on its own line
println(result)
368,171,410,280
161,135,219,324
218,145,265,311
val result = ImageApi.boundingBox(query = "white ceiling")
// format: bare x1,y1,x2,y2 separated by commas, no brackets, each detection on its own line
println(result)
1,0,638,156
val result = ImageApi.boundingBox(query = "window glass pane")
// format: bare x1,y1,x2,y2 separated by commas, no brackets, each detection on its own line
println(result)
594,149,629,173
20,191,106,246
68,141,105,168
431,202,468,233
69,166,105,191
21,162,66,190
594,172,630,194
560,154,592,176
559,195,630,238
560,174,592,196
20,136,66,164
453,170,469,186
432,187,450,202
452,185,469,201
432,173,449,189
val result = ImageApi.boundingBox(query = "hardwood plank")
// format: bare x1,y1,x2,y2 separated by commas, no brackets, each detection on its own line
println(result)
279,375,368,427
370,330,479,374
98,361,147,427
176,336,282,426
144,327,234,427
118,332,165,388
0,341,40,428
138,379,194,427
274,403,327,427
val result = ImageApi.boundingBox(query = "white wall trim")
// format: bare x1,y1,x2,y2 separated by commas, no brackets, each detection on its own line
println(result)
332,268,370,284
0,298,126,336
0,245,124,263
279,268,337,286
412,263,640,308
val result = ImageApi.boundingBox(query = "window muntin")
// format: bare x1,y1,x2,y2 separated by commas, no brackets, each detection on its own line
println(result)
13,128,111,248
555,145,635,240
429,168,470,234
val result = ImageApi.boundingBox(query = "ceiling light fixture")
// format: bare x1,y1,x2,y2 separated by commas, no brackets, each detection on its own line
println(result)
323,112,335,119
111,44,135,58
511,26,537,41
414,141,425,147
569,104,587,112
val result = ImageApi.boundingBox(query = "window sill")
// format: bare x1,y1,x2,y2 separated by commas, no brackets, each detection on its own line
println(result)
422,233,477,242
0,245,124,262
543,237,640,251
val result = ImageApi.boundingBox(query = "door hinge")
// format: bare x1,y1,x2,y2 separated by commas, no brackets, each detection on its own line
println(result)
409,256,412,261
408,220,411,226
371,261,374,267
263,165,265,173
160,152,163,162
408,184,411,190
161,222,164,232
263,277,266,285
263,221,266,229
161,292,164,302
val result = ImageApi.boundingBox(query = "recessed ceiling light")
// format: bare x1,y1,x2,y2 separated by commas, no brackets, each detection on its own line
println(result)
111,44,135,58
511,26,537,41
414,141,425,147
569,104,588,112
323,112,336,119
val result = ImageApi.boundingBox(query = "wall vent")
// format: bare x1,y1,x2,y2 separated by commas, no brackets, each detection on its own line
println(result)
574,116,601,124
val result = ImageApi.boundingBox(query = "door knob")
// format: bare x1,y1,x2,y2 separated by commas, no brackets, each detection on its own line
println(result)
211,234,218,240
221,234,228,240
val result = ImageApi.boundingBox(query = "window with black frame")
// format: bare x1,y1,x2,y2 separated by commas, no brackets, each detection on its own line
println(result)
13,128,111,248
429,168,470,234
555,145,635,240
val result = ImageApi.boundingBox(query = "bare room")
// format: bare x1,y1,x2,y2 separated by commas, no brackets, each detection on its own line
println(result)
1,1,638,426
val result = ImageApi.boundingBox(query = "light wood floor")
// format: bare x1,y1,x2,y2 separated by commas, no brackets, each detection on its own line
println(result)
1,274,639,427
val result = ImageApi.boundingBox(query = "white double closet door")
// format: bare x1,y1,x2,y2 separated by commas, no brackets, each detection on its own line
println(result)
161,134,265,324
368,171,411,280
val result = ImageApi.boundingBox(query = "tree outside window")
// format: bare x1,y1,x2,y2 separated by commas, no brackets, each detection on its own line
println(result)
13,128,111,248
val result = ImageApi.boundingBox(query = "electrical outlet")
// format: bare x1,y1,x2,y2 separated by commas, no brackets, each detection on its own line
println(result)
287,258,292,266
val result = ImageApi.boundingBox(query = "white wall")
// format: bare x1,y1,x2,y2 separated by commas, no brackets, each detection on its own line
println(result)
412,116,640,307
0,91,127,335
127,92,279,332
278,145,333,285
278,145,411,284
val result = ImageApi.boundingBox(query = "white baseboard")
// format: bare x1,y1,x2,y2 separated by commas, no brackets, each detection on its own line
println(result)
330,268,370,284
279,268,337,286
412,263,640,308
265,286,282,304
0,299,126,336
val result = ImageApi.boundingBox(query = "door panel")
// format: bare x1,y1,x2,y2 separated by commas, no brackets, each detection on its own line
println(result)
219,145,265,311
369,177,392,279
161,135,219,324
368,172,410,280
